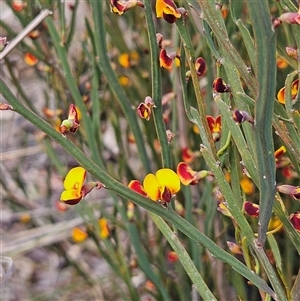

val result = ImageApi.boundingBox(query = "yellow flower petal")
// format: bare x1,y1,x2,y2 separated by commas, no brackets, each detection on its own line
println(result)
143,173,161,201
156,168,180,194
61,189,81,201
63,167,86,190
156,0,165,17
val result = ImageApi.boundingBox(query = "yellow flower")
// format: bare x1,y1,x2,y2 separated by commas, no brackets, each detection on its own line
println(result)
119,75,130,86
119,53,131,68
72,227,88,243
119,51,139,68
98,218,110,239
240,176,255,195
60,167,86,205
156,0,182,23
143,168,180,203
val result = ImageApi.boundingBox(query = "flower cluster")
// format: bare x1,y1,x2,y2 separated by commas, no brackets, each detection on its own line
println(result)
128,162,212,205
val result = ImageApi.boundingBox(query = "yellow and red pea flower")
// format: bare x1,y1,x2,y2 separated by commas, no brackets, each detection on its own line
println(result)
128,180,148,197
110,0,144,15
244,201,259,217
289,211,300,232
24,52,38,66
128,169,180,204
195,57,206,76
274,146,287,160
143,169,180,203
159,49,177,70
212,77,231,93
137,103,152,120
60,104,80,135
206,115,222,142
60,167,104,205
60,167,86,205
277,79,299,104
156,0,183,24
177,162,210,186
136,96,156,121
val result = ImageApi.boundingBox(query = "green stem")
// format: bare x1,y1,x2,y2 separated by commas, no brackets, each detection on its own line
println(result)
247,0,277,246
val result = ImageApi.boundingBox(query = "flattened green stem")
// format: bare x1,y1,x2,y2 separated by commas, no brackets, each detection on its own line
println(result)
144,0,171,168
151,213,217,300
0,78,275,298
248,0,277,246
